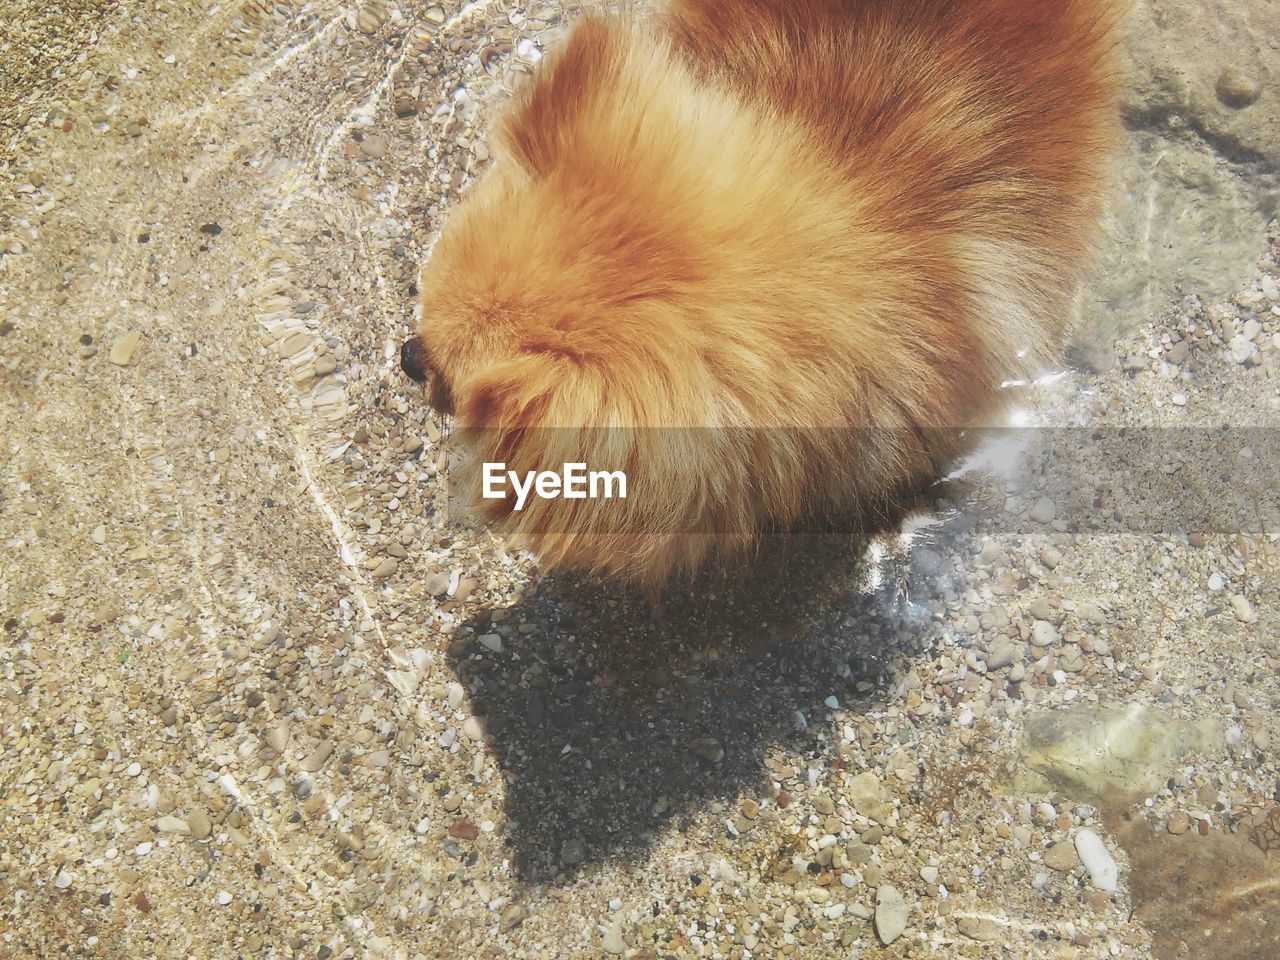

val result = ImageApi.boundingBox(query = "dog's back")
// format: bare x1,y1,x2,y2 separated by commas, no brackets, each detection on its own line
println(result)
664,0,1120,369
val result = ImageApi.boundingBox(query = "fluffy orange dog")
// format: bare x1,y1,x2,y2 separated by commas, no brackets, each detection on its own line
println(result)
402,0,1118,588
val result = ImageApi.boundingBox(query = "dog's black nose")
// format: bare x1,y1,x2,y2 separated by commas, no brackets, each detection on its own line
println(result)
400,338,428,382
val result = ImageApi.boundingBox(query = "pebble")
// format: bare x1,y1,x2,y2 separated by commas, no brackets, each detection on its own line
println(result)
1230,594,1257,623
560,838,587,866
874,884,909,945
215,890,233,906
1215,67,1263,108
372,557,398,580
109,331,142,366
462,716,486,741
689,737,724,763
156,815,189,834
299,740,333,772
1075,829,1118,891
54,869,73,889
266,724,289,752
849,770,890,823
986,641,1018,670
499,904,527,932
126,762,142,777
448,819,479,841
1230,334,1256,364
1030,620,1059,648
1029,498,1057,524
356,4,386,33
424,572,450,596
957,916,1000,941
187,808,213,840
359,134,389,159
1167,812,1190,835
602,922,626,955
1043,840,1079,871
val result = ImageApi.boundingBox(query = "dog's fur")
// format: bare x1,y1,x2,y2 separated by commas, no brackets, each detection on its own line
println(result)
409,0,1119,588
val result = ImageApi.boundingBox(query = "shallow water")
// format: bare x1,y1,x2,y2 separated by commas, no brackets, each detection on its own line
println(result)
1,2,1278,958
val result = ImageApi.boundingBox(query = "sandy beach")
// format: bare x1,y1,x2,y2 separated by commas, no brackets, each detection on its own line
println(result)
1,1,1277,957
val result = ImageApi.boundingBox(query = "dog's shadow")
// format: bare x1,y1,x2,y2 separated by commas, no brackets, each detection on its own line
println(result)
445,506,965,881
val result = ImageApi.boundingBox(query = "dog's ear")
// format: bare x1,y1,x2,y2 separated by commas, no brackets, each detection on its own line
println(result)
501,17,622,177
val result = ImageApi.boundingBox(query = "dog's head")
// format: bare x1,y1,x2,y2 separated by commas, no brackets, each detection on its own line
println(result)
402,16,813,434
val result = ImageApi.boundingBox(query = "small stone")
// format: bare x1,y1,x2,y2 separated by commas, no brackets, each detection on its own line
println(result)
54,869,73,890
1230,595,1257,623
1215,68,1262,108
849,771,890,823
299,740,334,772
1075,829,1118,891
560,837,587,866
424,6,445,24
478,633,504,654
1043,840,1079,872
156,815,189,834
187,808,212,840
500,904,527,932
91,524,107,544
359,134,389,159
874,884,909,945
125,762,142,777
1028,598,1053,620
447,819,479,841
356,4,386,33
1029,498,1056,524
424,572,450,596
462,716,486,741
1167,812,1190,835
602,922,626,955
986,641,1018,670
109,331,142,366
215,890,233,906
813,795,835,816
1030,620,1059,648
314,356,337,376
266,724,289,752
957,916,1000,941
372,557,398,579
1230,334,1257,365
846,841,873,864
920,865,939,884
689,737,724,763
199,223,222,236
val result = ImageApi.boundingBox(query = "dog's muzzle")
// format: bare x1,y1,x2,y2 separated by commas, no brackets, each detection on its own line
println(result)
400,337,429,382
